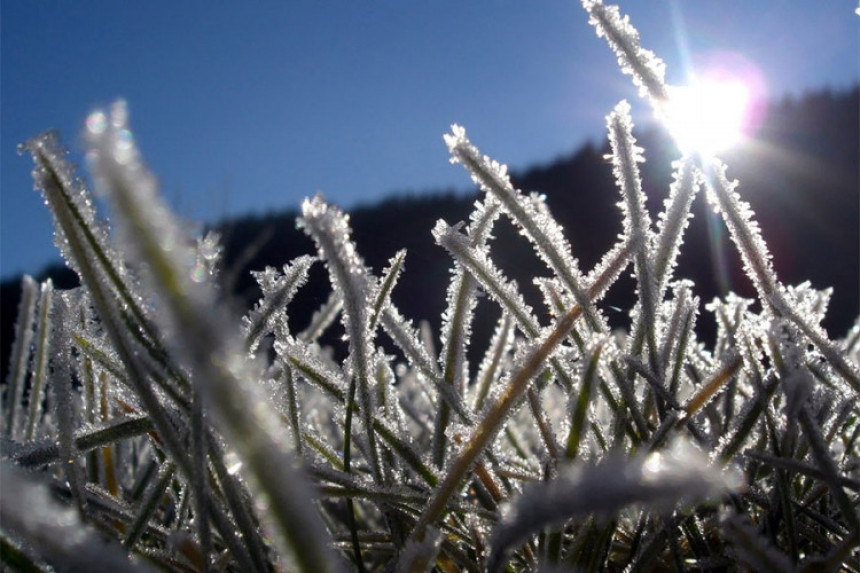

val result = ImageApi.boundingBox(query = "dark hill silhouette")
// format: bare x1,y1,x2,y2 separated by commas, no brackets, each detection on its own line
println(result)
3,87,857,377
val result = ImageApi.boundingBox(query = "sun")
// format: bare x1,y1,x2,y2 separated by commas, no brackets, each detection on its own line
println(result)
661,78,752,157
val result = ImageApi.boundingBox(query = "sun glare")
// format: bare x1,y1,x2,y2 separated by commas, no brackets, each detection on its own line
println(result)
662,79,751,156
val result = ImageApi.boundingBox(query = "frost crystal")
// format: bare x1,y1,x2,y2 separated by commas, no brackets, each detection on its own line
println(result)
4,275,38,439
444,125,603,332
244,255,315,354
20,131,138,309
703,159,779,303
368,249,406,332
652,157,699,296
299,194,384,482
299,194,369,298
434,219,540,338
7,2,860,570
581,0,668,105
488,438,738,571
781,281,832,328
607,101,660,366
84,102,194,292
1,463,154,571
190,231,223,283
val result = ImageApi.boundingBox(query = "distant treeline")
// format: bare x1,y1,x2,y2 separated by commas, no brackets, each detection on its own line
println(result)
3,87,857,374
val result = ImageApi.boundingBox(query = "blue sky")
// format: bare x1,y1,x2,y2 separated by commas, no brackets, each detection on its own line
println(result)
2,1,857,280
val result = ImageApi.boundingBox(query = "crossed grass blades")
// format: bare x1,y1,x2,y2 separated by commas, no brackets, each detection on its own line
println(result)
2,1,858,571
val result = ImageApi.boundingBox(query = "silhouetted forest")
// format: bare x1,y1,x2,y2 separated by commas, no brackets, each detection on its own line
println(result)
3,87,858,376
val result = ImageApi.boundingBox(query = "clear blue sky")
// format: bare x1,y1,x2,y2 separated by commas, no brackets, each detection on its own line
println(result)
2,1,857,280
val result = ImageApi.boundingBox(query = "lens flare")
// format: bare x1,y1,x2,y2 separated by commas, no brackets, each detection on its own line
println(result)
659,52,766,157
663,80,750,156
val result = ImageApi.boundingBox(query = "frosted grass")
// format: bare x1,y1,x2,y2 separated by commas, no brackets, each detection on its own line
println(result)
3,1,858,571
3,275,37,440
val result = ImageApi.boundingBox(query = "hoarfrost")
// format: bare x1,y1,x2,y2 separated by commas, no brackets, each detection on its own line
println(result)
446,126,599,331
1,462,155,572
368,249,406,332
581,1,668,105
298,291,343,343
487,438,739,570
781,281,832,328
190,231,222,283
434,219,540,338
471,313,516,412
244,255,315,354
653,157,700,296
24,280,55,441
607,101,659,366
396,526,442,573
7,0,860,569
298,194,370,304
4,275,38,439
703,160,779,304
20,132,128,288
381,306,441,383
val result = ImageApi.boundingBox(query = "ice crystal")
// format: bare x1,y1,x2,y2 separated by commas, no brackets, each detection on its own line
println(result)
1,462,155,571
434,197,504,466
7,2,860,571
721,511,796,572
244,255,315,354
703,159,779,303
781,281,832,328
190,231,222,283
299,194,370,305
445,125,603,332
653,157,700,296
23,280,55,441
4,275,38,439
488,438,738,571
607,101,661,368
21,133,113,274
607,101,651,244
581,0,668,105
471,314,516,412
434,219,540,338
368,250,406,332
380,306,441,383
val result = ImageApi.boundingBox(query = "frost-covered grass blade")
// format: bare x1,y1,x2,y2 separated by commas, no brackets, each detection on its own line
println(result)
4,1,859,571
